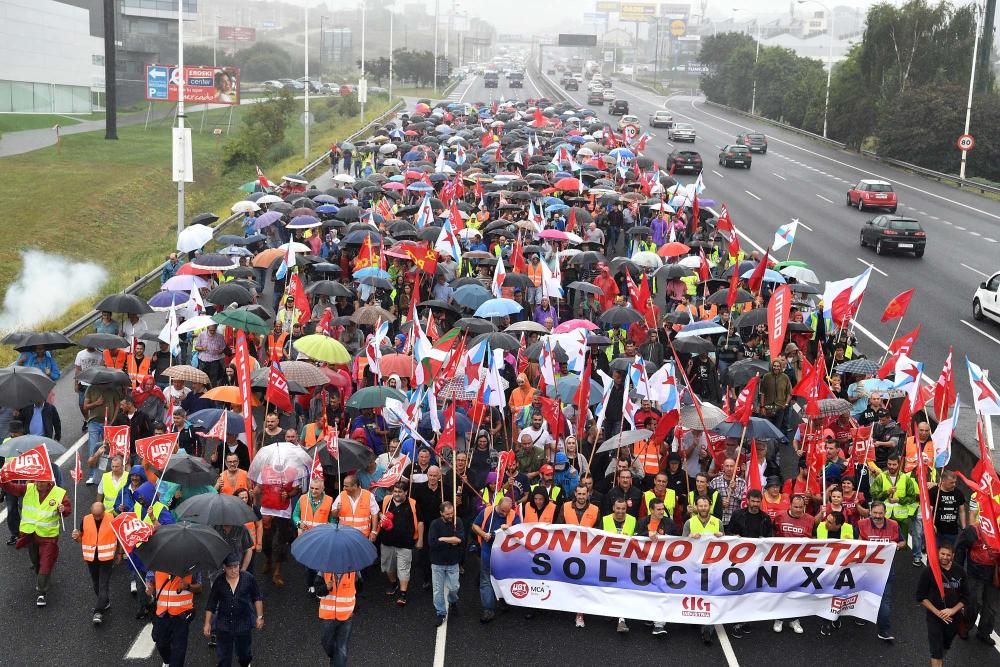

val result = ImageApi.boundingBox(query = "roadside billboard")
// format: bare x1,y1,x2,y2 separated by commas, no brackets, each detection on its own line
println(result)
145,65,241,105
218,26,256,41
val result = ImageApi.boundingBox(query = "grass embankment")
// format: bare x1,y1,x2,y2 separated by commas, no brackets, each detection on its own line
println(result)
0,112,105,133
0,98,393,365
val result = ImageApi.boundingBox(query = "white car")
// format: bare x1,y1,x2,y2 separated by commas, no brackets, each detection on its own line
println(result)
617,114,640,130
649,110,674,128
973,271,1000,324
667,123,696,142
602,89,616,101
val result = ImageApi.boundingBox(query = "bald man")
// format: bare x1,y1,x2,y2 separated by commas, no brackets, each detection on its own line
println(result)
72,501,120,625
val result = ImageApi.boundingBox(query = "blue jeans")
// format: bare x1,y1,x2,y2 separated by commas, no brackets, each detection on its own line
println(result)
479,560,496,612
87,421,105,483
432,564,460,617
877,570,894,635
321,618,352,667
909,513,924,559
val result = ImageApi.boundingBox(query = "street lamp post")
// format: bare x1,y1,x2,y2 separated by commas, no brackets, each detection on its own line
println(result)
798,0,835,138
176,0,186,237
304,6,310,160
434,0,440,94
319,15,326,88
960,5,984,180
389,2,394,101
361,0,367,122
731,10,761,116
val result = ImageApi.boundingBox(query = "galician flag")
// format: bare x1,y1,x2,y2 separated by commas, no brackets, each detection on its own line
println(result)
771,219,799,251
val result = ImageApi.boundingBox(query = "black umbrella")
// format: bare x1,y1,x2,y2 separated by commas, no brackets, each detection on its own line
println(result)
471,332,520,353
526,341,569,363
734,309,767,329
174,493,258,526
206,283,254,307
568,281,603,296
223,266,258,280
671,336,715,354
78,333,130,350
503,273,534,290
789,283,821,295
314,438,373,471
610,357,657,375
664,311,693,325
706,288,753,306
78,367,131,386
598,306,644,329
191,212,219,226
308,280,354,299
0,434,66,457
713,417,786,441
569,251,607,268
625,226,653,237
655,264,695,280
723,358,770,386
135,523,231,577
94,293,153,315
161,453,218,487
454,318,496,334
11,331,75,352
417,299,460,315
0,366,56,408
311,263,343,274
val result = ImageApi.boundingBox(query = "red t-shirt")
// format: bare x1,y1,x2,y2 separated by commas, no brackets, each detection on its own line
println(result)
857,518,901,543
773,510,815,538
761,494,790,521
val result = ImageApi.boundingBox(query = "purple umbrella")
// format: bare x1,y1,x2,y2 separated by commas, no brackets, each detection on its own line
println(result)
254,210,283,231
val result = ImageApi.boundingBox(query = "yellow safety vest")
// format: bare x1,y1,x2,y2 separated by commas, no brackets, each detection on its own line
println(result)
100,471,128,514
530,483,562,503
20,484,66,538
644,489,676,515
687,514,722,535
816,523,855,539
601,514,636,535
688,491,718,515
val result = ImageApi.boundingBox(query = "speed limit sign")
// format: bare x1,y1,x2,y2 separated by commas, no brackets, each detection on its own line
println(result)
623,124,639,141
957,134,975,151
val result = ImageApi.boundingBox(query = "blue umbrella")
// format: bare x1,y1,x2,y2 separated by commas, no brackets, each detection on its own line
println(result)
313,194,338,204
343,229,382,245
418,410,473,433
676,320,729,339
554,171,573,178
474,298,523,318
712,417,786,441
315,204,340,214
566,135,586,144
407,183,434,192
290,523,378,574
740,267,786,284
288,215,321,229
546,375,604,405
543,196,565,207
453,284,492,310
403,150,423,161
353,267,392,281
254,210,283,230
608,148,635,159
188,409,248,435
148,290,190,311
545,203,570,214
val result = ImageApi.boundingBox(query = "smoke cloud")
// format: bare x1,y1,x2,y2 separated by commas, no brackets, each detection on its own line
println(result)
0,249,108,331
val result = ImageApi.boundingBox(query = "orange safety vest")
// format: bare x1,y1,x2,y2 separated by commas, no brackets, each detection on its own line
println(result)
304,424,335,448
103,349,127,370
903,437,934,474
561,501,599,527
154,572,194,616
526,263,543,287
381,496,420,540
477,505,515,545
336,489,375,536
319,572,356,621
299,494,334,529
633,439,661,476
127,355,152,383
267,333,288,361
219,470,250,496
81,514,117,562
523,502,556,524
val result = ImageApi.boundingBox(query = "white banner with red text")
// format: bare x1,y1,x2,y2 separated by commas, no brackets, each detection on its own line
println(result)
489,524,893,624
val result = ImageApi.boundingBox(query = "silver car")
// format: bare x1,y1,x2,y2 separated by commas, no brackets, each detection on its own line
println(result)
668,123,696,142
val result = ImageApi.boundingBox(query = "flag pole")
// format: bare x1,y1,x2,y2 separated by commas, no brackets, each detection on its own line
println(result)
879,318,904,364
72,453,79,530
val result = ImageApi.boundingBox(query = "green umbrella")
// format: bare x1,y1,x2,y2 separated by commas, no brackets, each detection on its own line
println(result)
293,334,351,364
771,260,808,270
212,309,269,334
346,386,407,409
239,181,258,193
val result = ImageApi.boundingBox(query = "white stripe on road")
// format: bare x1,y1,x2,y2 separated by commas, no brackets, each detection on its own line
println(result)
715,625,741,667
712,170,725,179
856,258,888,277
772,173,786,180
962,263,990,278
0,433,87,524
961,319,1000,346
744,190,761,201
797,221,815,232
432,615,449,667
815,194,834,204
125,623,155,659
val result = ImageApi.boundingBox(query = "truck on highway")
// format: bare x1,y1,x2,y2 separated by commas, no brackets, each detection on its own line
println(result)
509,71,524,88
484,71,499,88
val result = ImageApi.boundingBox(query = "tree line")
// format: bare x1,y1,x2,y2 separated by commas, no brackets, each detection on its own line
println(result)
699,0,999,182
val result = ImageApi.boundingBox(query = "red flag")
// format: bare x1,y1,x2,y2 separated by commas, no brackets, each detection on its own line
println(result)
956,470,1000,553
916,453,945,597
255,165,269,189
234,331,255,460
110,512,154,553
973,421,1000,495
480,131,493,148
70,452,83,484
288,274,312,325
538,395,563,442
626,270,652,321
697,249,711,282
690,193,700,234
198,411,227,441
725,262,740,310
311,446,324,480
0,445,54,484
746,251,769,293
516,333,528,376
652,410,679,444
881,288,915,322
436,402,458,454
105,425,131,460
510,232,527,274
266,362,294,413
727,232,740,261
726,376,759,425
371,455,410,488
805,434,825,495
877,351,901,380
888,323,922,357
326,432,340,461
574,358,593,438
449,199,465,232
667,162,676,177
847,426,874,468
767,284,792,362
747,438,763,493
135,433,179,470
716,204,734,235
933,347,956,423
565,208,577,234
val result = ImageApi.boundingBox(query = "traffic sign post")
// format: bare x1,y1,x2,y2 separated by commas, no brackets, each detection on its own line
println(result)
957,134,975,151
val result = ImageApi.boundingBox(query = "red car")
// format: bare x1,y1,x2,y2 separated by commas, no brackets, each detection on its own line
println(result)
847,179,897,212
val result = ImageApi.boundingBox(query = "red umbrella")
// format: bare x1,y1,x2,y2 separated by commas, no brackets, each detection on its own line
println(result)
177,262,217,276
553,319,598,334
379,354,416,382
554,177,582,191
658,242,691,258
320,366,353,400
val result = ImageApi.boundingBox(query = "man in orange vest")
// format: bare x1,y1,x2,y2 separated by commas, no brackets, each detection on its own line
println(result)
294,478,334,593
72,501,120,625
317,570,356,667
263,321,288,363
146,569,202,667
331,475,379,540
103,347,128,370
126,341,153,386
902,421,935,475
562,485,600,527
374,481,422,606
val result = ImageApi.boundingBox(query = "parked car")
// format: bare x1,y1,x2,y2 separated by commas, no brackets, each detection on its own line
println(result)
847,179,898,213
859,215,925,257
667,123,696,142
649,110,673,128
611,101,631,117
973,271,1000,324
718,144,752,168
262,80,284,90
587,90,604,105
668,150,703,174
735,131,768,153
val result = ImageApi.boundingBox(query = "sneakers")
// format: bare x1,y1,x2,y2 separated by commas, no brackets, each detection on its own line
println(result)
385,584,400,597
85,479,95,486
820,624,831,637
617,618,629,634
102,601,111,612
208,633,217,647
308,586,315,595
435,615,446,627
130,580,138,595
877,632,895,642
854,619,867,627
92,612,103,625
789,619,804,634
911,557,924,567
773,620,783,633
575,613,585,628
652,623,668,636
396,594,408,607
5,535,16,546
480,610,495,624
36,595,46,607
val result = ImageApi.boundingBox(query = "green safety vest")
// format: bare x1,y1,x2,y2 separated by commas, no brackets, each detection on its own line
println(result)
816,523,855,539
139,501,168,526
644,489,677,515
20,484,66,538
601,514,636,536
680,274,699,295
876,473,916,519
688,491,718,515
687,514,722,535
100,471,128,514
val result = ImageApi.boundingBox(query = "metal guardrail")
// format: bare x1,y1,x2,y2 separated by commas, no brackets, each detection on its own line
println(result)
702,100,1000,196
58,100,404,340
531,67,573,105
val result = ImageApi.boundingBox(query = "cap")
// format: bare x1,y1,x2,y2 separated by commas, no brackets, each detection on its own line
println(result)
666,452,682,464
223,552,241,566
540,464,554,476
822,428,836,441
876,408,890,418
765,476,781,489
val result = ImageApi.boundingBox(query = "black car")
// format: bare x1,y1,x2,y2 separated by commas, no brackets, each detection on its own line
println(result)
564,79,578,91
859,215,926,257
668,150,703,173
587,91,604,105
609,99,629,115
719,144,752,169
509,73,524,88
735,132,768,153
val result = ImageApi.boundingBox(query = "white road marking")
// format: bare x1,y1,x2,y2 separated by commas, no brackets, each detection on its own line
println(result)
125,623,155,659
0,433,87,524
454,76,480,103
971,231,982,237
961,320,1000,346
954,225,967,231
715,625,741,667
773,173,786,180
962,263,990,277
856,258,888,277
986,238,998,243
744,190,761,201
712,170,725,179
815,194,834,204
942,220,954,225
797,221,814,232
